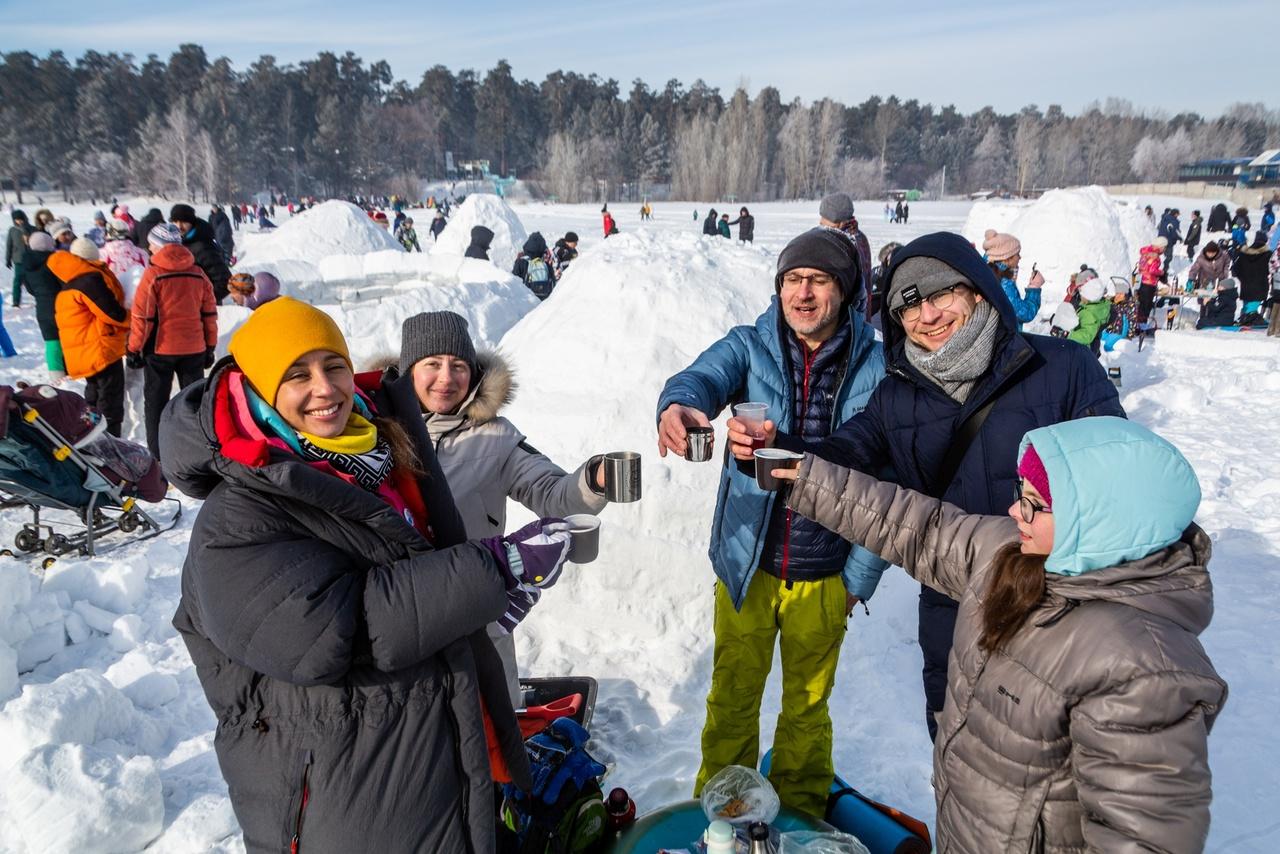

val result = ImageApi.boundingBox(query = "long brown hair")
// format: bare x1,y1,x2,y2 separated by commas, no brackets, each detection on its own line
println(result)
372,416,423,477
979,544,1048,653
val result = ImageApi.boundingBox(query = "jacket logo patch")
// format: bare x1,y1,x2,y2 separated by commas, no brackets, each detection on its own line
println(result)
997,685,1021,705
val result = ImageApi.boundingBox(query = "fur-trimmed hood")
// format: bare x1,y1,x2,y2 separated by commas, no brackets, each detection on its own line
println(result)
422,350,515,439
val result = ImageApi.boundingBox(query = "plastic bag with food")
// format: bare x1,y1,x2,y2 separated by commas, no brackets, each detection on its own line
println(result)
779,830,871,854
699,765,781,826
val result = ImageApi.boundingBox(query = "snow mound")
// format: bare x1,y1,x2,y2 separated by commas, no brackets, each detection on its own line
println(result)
235,200,403,284
433,194,528,271
210,273,539,372
962,186,1151,310
3,743,163,853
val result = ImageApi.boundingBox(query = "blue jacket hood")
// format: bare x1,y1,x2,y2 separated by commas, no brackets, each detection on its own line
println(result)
880,231,1019,359
1019,417,1201,576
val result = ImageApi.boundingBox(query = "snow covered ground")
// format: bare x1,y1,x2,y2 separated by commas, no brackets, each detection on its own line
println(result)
0,192,1276,852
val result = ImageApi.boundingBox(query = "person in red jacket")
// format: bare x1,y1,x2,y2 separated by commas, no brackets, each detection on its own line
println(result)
602,204,617,238
126,223,218,458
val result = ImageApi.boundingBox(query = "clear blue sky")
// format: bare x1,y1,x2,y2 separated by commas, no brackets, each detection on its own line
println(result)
1,0,1272,116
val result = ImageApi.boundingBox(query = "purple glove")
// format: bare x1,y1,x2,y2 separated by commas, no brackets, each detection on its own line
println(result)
483,518,572,592
497,587,541,634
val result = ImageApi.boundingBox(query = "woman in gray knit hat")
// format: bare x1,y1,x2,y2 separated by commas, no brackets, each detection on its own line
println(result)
396,309,610,704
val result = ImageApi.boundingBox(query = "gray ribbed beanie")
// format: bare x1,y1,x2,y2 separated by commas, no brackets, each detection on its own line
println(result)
886,256,973,315
819,193,854,224
399,311,477,375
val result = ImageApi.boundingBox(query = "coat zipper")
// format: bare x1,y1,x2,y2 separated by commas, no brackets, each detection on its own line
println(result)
781,342,821,581
290,750,313,854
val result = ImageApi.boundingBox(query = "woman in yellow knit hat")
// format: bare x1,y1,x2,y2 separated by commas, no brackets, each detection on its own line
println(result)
159,297,573,853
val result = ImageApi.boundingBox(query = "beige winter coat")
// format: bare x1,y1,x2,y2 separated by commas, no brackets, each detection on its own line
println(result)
424,351,607,538
787,456,1227,854
424,351,607,704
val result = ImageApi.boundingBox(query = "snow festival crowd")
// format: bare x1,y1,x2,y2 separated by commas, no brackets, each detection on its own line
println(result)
1,191,1248,854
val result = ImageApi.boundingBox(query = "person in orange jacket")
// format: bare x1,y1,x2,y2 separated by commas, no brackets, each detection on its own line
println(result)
48,238,129,436
127,223,218,457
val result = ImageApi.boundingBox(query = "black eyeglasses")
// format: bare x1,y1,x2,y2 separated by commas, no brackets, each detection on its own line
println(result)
895,284,967,323
1015,480,1051,524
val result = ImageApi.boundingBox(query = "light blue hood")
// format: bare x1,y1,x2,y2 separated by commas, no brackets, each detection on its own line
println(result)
1019,417,1201,576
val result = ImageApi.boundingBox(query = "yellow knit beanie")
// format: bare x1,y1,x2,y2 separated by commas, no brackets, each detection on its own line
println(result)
228,297,351,404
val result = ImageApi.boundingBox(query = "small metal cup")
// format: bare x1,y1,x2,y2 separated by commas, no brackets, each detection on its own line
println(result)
604,452,642,502
685,426,714,462
564,514,601,564
753,449,803,491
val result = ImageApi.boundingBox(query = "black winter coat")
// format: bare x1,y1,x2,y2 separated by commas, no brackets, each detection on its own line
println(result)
131,209,165,250
21,249,63,340
702,212,719,235
1206,204,1230,232
465,226,494,260
161,362,530,854
1197,287,1238,328
182,218,232,302
777,232,1124,516
211,210,235,256
1232,245,1272,303
1185,218,1202,246
727,214,755,242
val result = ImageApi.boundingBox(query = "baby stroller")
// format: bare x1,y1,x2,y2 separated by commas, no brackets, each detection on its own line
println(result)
0,384,180,558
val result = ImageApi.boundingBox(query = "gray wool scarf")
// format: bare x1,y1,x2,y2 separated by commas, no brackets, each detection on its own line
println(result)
903,299,1001,403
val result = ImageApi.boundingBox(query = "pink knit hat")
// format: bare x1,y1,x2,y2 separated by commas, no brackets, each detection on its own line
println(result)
1017,443,1052,508
982,229,1021,263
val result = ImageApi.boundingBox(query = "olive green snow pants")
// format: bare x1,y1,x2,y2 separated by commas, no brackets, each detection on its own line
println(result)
695,571,847,817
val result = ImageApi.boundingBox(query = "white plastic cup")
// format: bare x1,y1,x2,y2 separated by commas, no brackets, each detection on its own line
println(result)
733,402,769,450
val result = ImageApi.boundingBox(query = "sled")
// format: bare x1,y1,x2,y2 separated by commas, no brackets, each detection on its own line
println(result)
760,750,931,854
516,676,598,738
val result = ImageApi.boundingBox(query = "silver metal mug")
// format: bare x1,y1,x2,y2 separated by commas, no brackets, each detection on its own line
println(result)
604,451,642,503
685,427,714,462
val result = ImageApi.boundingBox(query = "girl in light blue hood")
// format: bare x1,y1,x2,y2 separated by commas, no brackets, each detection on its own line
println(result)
778,416,1227,853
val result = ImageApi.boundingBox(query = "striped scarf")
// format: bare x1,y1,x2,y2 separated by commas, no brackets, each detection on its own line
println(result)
294,411,394,491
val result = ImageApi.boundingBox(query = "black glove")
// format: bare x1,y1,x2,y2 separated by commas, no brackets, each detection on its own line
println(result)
125,352,144,370
204,348,216,369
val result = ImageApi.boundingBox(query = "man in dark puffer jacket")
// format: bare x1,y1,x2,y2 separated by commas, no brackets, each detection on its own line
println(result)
170,204,231,303
656,228,887,816
755,231,1124,742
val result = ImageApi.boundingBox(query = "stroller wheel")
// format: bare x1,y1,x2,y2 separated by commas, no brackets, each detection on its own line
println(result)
14,529,40,553
119,513,140,534
44,534,69,555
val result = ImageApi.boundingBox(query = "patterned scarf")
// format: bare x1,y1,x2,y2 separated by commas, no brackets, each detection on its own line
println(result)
903,299,1001,404
294,411,394,491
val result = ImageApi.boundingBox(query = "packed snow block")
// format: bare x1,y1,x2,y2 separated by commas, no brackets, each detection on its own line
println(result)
41,555,149,615
433,193,528,271
0,563,35,647
16,620,66,673
0,643,17,701
961,186,1151,310
362,249,438,277
318,252,367,281
0,670,164,771
120,672,180,710
3,743,163,852
235,200,402,272
336,277,540,369
107,614,146,653
72,600,120,635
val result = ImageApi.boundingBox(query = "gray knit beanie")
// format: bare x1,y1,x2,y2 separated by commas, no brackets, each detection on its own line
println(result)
886,256,973,316
819,192,854,224
399,311,477,375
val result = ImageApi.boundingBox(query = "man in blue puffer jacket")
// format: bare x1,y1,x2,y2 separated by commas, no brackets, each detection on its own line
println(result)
747,231,1124,741
656,227,887,817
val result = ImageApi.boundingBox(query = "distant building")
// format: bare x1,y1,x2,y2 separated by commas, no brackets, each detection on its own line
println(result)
1178,150,1280,187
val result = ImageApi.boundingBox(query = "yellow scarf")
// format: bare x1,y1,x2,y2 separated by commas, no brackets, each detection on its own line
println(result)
297,411,378,455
